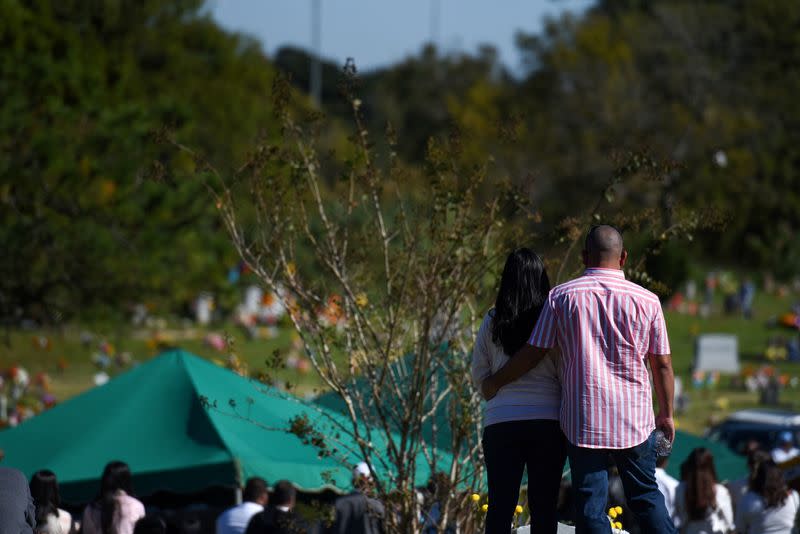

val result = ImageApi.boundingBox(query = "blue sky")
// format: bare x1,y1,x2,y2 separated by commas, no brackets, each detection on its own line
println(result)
209,1,595,72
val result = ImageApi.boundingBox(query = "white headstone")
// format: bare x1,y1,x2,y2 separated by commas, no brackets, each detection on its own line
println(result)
195,294,213,326
243,285,262,315
694,334,740,373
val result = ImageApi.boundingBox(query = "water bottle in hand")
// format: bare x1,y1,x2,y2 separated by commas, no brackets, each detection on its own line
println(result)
654,429,672,457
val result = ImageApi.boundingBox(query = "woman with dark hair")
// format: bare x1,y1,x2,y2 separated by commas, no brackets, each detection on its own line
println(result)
735,460,800,534
82,461,145,534
674,448,735,534
29,470,72,534
471,248,566,534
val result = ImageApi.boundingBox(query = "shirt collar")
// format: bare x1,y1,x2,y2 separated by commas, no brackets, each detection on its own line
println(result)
583,267,625,279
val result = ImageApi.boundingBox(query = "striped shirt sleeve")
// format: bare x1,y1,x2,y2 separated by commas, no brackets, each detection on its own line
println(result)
528,292,557,349
648,305,671,355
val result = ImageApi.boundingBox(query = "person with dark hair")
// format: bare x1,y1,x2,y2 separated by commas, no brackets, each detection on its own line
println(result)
216,478,268,534
482,226,677,534
82,461,145,534
245,481,304,534
735,460,800,534
674,448,734,534
471,247,566,534
0,466,37,534
728,448,771,514
29,470,72,534
327,463,385,534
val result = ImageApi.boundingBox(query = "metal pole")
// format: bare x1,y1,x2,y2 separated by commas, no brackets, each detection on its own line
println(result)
310,0,322,106
430,0,441,47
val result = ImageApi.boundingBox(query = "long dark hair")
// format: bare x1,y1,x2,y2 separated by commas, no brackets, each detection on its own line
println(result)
30,470,61,524
683,448,719,520
750,460,789,508
96,461,135,534
491,248,551,356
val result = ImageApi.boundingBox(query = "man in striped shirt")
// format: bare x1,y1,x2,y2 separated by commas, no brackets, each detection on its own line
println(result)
482,225,676,534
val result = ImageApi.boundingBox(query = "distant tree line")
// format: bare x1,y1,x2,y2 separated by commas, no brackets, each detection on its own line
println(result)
2,0,799,323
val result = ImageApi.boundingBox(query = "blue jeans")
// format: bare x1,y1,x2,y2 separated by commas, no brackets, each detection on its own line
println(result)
568,431,676,534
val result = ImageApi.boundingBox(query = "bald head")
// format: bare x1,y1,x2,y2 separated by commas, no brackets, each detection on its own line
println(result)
583,225,625,268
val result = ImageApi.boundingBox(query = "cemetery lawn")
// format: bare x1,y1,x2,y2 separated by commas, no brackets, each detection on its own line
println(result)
1,290,799,435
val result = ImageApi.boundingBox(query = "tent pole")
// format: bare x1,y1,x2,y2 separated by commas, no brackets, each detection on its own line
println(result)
233,458,243,504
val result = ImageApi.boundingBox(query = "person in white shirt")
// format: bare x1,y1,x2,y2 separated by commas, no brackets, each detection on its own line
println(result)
770,432,800,465
471,248,566,534
29,470,73,534
216,477,268,534
655,456,680,520
736,460,800,534
674,448,735,534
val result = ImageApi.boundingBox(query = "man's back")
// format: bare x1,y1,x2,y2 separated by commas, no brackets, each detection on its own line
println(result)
217,502,264,534
530,267,671,449
328,492,385,534
0,466,36,534
245,507,307,534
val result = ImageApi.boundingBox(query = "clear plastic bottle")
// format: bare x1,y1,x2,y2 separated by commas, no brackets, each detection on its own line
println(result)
654,429,672,457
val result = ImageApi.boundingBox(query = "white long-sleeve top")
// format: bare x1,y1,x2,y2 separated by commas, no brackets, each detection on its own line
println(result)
471,311,561,427
735,490,800,534
674,482,735,534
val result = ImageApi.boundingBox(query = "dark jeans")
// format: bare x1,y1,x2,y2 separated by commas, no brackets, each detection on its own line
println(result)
568,431,676,534
482,419,567,534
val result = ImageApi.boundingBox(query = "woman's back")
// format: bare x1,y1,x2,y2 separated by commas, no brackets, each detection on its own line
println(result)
675,483,734,534
736,489,800,534
82,491,145,534
471,311,561,426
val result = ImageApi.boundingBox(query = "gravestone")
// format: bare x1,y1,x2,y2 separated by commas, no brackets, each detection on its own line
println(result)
694,334,740,374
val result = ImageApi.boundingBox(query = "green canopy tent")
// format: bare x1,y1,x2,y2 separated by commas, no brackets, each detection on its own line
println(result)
665,429,746,482
314,348,484,486
0,350,448,502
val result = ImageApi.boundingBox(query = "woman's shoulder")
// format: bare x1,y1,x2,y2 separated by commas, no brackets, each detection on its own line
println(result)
478,311,495,337
738,490,763,510
714,483,733,503
116,492,145,514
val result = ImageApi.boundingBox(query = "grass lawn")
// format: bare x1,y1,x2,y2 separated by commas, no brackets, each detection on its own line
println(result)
2,289,799,435
665,291,800,434
0,323,328,403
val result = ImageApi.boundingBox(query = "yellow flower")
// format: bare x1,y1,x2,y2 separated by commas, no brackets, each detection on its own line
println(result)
285,262,296,277
609,509,618,519
471,493,480,502
481,504,488,513
355,293,369,308
514,505,523,514
615,506,623,515
614,522,623,530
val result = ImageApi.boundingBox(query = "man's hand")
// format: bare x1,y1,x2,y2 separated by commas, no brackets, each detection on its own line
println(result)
655,412,675,443
481,375,499,400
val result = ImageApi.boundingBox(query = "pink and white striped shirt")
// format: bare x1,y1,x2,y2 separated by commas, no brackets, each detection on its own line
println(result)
528,268,671,449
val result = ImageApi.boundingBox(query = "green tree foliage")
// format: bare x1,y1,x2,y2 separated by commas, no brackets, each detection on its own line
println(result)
282,1,800,280
4,0,800,323
488,1,799,278
0,0,283,322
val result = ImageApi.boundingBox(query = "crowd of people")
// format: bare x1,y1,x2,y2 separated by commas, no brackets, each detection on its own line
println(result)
0,460,387,534
649,443,800,534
